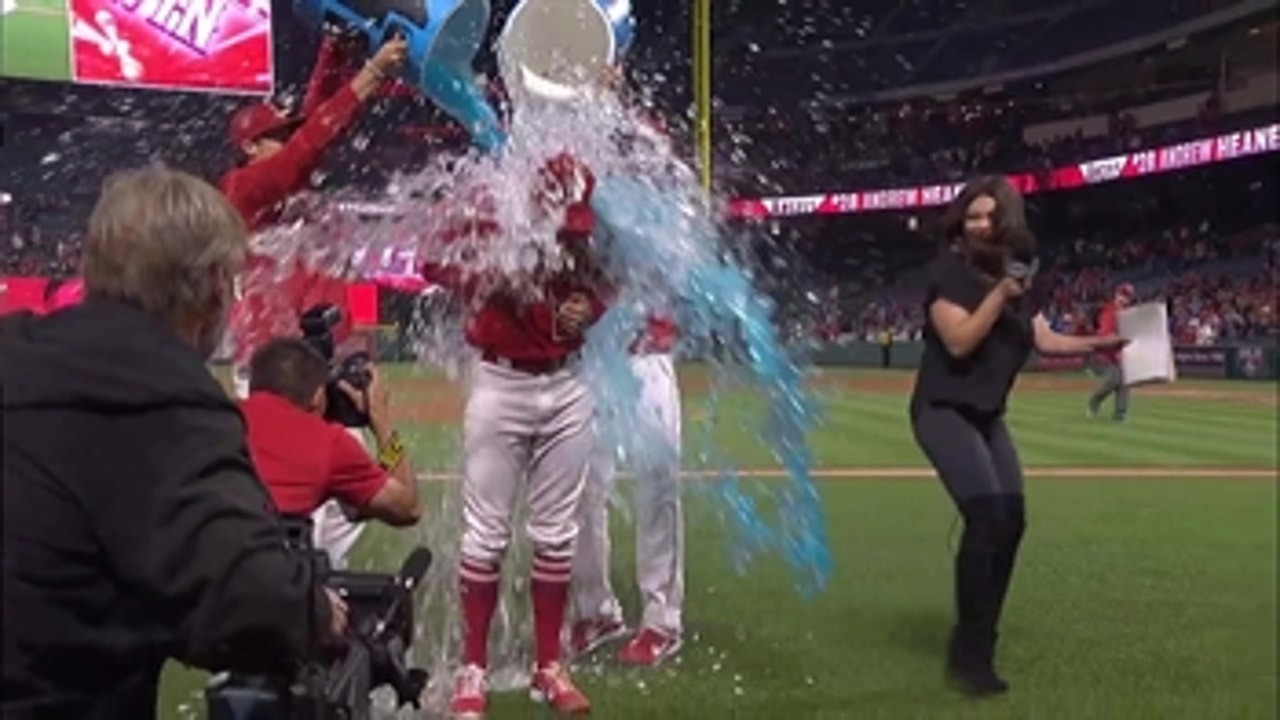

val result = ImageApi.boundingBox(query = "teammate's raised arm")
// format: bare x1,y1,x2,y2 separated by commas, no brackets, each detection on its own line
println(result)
221,34,407,230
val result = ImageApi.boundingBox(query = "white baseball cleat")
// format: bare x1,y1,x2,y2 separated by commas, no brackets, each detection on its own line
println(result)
1,0,17,16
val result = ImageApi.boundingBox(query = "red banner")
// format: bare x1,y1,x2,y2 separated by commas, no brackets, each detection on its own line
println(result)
1,276,385,324
730,123,1280,219
0,277,50,315
69,0,273,94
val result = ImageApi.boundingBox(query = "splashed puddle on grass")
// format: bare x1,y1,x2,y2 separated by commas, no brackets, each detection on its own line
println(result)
417,467,1277,481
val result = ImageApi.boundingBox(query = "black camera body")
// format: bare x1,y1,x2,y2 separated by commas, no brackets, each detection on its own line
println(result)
299,304,374,428
205,539,433,720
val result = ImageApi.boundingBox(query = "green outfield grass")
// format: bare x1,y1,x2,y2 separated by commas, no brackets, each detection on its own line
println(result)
162,368,1278,719
0,0,72,82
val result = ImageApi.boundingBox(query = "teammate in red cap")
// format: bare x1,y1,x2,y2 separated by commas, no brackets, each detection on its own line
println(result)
222,31,407,567
223,32,407,398
426,153,607,718
1088,283,1134,420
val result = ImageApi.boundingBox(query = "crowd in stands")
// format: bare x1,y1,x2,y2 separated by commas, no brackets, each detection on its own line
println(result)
722,0,1247,108
830,221,1277,346
730,80,1259,196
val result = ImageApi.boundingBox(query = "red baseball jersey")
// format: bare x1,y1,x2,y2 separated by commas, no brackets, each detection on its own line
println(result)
1096,301,1121,363
222,37,365,365
221,38,362,232
241,392,387,517
421,218,609,363
420,155,610,363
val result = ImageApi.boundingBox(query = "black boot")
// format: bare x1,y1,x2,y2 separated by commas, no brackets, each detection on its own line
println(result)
947,624,1007,696
991,495,1027,624
947,496,1011,696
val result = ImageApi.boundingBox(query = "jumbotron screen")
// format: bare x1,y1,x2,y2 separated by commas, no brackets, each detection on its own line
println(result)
0,0,273,94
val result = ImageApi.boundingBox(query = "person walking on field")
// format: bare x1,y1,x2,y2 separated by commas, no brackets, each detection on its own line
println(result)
1088,283,1133,421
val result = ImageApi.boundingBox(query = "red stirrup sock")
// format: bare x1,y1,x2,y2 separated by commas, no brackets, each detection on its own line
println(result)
459,558,501,668
531,552,573,668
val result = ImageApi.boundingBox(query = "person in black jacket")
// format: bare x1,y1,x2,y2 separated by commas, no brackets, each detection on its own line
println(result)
910,176,1125,697
0,166,347,719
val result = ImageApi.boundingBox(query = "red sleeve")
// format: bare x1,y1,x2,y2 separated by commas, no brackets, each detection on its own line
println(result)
301,36,354,117
1098,304,1117,335
326,428,388,509
222,87,364,227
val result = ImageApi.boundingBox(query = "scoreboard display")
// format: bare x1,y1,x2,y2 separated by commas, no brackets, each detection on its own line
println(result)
1,0,274,95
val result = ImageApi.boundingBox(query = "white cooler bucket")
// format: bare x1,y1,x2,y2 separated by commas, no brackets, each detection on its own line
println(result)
498,0,629,102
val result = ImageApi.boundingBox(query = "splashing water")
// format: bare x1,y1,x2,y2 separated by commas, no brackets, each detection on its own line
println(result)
234,86,831,717
586,173,831,596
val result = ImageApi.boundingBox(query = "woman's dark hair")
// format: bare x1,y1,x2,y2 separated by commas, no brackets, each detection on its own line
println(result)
939,175,1027,244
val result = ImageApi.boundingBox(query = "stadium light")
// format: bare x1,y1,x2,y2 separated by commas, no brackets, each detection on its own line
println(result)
0,192,12,206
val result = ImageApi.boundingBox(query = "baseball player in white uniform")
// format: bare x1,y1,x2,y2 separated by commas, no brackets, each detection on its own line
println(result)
423,153,607,718
570,316,684,665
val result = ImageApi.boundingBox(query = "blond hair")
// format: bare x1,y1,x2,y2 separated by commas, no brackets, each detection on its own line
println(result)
83,165,247,327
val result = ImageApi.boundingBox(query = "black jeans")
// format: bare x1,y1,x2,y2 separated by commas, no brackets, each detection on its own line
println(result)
910,402,1028,680
911,404,1024,504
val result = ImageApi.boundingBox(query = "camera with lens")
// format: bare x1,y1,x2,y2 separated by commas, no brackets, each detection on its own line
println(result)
205,526,433,720
299,304,374,428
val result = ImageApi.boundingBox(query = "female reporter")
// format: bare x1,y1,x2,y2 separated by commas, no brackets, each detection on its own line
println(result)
911,176,1125,696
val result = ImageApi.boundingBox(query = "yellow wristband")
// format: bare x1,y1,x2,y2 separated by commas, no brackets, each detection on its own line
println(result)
377,430,405,471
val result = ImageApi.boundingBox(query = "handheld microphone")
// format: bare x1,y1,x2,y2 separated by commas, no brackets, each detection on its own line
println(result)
1003,227,1040,282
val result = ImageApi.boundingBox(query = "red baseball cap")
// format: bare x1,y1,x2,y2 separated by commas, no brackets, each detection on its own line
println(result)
229,102,304,147
1116,282,1135,298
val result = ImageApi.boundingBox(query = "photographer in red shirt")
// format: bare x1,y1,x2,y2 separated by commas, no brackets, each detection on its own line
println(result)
241,338,422,563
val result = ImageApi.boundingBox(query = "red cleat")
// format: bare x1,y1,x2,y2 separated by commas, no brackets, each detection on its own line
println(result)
568,616,627,657
530,662,591,715
618,627,683,667
449,664,487,719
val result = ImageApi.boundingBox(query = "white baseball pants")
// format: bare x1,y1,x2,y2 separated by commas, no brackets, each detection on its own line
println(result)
572,353,684,635
460,360,595,565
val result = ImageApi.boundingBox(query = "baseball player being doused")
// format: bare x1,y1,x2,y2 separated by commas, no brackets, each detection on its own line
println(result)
421,153,610,717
